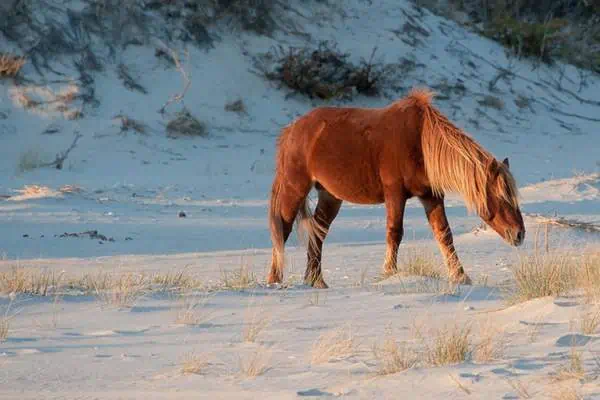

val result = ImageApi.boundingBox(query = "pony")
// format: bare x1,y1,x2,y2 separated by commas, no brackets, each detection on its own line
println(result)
267,87,525,288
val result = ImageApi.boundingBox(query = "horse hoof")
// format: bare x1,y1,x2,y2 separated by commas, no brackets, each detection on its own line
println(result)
312,279,329,289
450,273,472,285
266,274,282,285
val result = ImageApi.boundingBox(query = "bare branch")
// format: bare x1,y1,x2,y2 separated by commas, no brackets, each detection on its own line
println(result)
39,132,82,170
157,41,191,114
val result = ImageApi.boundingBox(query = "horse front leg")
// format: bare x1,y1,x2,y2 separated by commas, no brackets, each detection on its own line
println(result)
382,189,408,276
419,195,472,285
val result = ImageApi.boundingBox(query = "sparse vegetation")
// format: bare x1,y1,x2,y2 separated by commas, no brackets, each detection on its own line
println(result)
0,266,64,296
0,314,9,342
175,294,212,326
180,351,209,375
242,303,270,343
474,318,505,362
239,346,271,377
578,252,600,302
425,322,472,366
310,324,357,365
225,98,247,114
580,306,600,335
372,329,417,375
255,42,395,100
93,272,147,309
219,263,257,290
0,53,25,77
551,347,585,382
550,384,584,400
17,149,49,173
509,250,578,304
114,113,147,135
398,246,443,279
415,0,600,72
166,108,208,138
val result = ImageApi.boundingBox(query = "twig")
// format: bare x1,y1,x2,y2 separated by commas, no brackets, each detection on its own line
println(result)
525,213,600,233
158,42,191,114
39,132,82,170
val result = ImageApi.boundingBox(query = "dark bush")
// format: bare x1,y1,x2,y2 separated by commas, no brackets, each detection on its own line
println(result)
257,42,393,100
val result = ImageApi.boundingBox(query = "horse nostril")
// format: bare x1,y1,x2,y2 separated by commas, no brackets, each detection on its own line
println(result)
516,230,524,244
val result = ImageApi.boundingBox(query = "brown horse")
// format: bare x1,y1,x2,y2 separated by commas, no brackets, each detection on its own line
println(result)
267,87,525,288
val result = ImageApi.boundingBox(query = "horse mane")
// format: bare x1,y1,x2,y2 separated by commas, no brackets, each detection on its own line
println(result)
398,87,519,215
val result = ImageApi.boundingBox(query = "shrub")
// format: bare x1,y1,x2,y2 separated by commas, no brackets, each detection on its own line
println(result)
256,41,393,100
0,53,26,77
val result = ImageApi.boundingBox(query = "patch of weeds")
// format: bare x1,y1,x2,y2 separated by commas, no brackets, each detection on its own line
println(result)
166,108,208,138
580,306,600,335
478,95,505,110
114,113,147,135
224,98,247,114
180,351,209,375
399,246,443,279
484,16,569,63
0,266,64,296
239,346,271,377
372,328,417,374
255,41,394,100
425,322,472,367
551,347,585,382
310,324,357,365
0,53,26,78
17,149,49,173
508,250,578,304
117,63,147,94
219,263,257,290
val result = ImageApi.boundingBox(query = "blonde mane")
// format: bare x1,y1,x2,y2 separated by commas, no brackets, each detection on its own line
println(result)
400,88,519,216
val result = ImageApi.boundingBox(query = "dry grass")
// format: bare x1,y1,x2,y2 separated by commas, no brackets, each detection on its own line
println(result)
180,351,209,375
93,272,147,308
242,304,270,343
175,294,213,326
372,330,417,375
425,322,472,367
580,306,600,335
474,317,505,362
239,346,271,378
399,246,443,279
578,252,600,303
151,267,203,292
0,315,8,342
310,324,357,365
550,384,584,400
0,267,64,296
220,263,257,290
506,377,533,399
551,347,586,382
509,250,578,304
0,53,26,77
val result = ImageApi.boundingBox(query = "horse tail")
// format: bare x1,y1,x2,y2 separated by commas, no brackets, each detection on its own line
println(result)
268,132,287,279
296,195,327,256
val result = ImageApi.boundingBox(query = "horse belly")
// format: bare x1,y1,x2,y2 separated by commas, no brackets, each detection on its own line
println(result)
310,146,384,204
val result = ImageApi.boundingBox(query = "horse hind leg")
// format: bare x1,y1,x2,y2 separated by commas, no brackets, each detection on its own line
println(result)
267,176,312,285
303,187,342,289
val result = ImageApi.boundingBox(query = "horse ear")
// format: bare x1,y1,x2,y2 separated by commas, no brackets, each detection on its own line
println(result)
502,157,510,169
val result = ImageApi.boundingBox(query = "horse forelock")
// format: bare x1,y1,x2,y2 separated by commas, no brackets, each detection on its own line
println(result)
413,89,519,215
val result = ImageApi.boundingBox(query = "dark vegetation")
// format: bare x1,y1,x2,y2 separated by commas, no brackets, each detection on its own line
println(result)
417,0,600,72
254,42,395,100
